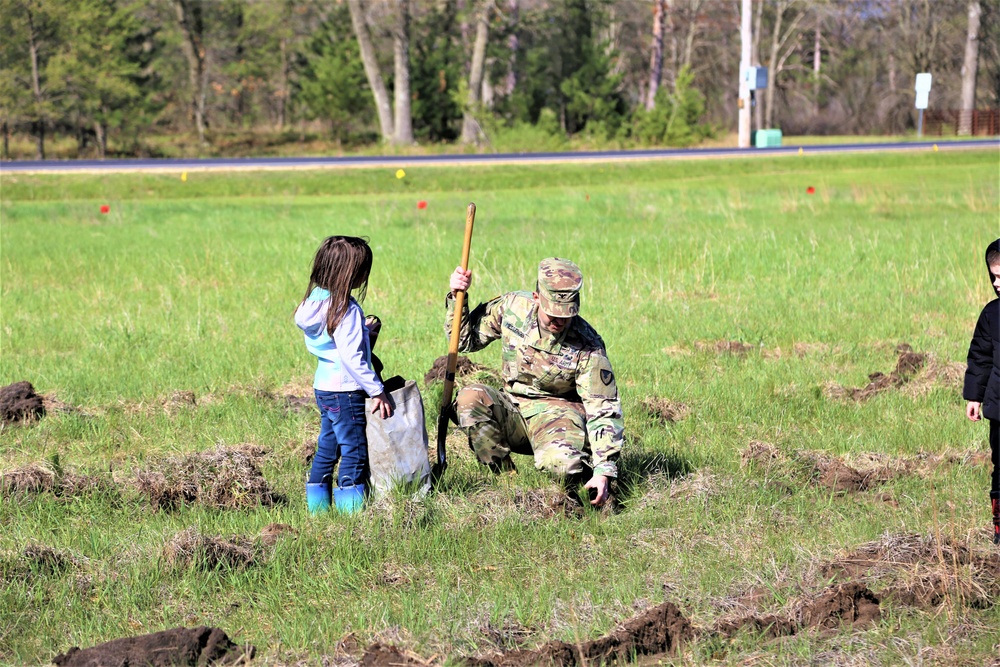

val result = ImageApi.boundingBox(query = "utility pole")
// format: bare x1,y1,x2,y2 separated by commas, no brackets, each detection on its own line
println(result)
738,0,752,148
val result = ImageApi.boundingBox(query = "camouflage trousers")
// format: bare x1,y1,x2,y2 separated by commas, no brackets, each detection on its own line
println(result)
455,384,590,477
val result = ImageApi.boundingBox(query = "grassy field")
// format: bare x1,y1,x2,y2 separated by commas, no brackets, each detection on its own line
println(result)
1,150,999,666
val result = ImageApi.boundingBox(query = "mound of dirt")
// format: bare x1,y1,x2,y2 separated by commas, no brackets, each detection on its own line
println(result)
467,601,692,667
134,444,281,511
0,381,45,424
642,398,690,424
424,355,490,385
823,344,935,402
53,626,254,667
714,582,880,639
819,533,1000,611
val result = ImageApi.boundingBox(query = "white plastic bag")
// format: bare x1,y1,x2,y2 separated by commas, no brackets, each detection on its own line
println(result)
366,379,431,498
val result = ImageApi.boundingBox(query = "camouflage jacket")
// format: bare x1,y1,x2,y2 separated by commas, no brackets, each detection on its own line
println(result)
446,290,624,477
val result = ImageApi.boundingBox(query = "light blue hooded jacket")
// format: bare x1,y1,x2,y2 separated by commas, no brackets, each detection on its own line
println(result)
294,288,384,396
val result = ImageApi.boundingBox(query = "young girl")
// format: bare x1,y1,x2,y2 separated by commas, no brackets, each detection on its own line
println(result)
295,236,393,514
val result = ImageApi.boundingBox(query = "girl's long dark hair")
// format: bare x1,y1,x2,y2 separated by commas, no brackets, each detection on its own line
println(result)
301,236,373,335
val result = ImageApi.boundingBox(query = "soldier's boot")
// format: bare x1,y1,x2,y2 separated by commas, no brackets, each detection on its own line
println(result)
991,493,999,545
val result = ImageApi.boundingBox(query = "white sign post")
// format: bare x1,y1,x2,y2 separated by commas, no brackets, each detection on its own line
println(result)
915,73,932,138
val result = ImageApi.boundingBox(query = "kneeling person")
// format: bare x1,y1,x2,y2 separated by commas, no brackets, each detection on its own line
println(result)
445,258,624,506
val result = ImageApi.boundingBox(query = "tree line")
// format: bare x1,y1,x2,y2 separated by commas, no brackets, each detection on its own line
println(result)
1,0,997,160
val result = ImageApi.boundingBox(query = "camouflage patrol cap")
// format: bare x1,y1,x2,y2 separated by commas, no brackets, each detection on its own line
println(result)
536,258,583,318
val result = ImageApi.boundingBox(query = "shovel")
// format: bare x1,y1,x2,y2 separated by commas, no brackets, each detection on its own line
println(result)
432,202,476,484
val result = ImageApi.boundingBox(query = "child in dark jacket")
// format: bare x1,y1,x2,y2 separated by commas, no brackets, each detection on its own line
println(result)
963,238,1000,545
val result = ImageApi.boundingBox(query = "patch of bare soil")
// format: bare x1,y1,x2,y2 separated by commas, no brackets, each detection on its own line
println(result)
0,381,45,424
424,355,491,385
134,444,282,511
297,440,317,466
713,583,880,639
164,524,295,571
818,533,1000,611
822,344,956,402
466,601,692,667
53,626,254,666
695,340,759,356
641,398,690,424
362,643,437,667
477,617,535,651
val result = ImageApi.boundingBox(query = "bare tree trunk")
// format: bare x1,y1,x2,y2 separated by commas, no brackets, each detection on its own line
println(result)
752,0,764,132
461,3,489,145
646,0,667,110
813,19,821,116
959,0,982,135
94,120,107,159
276,37,289,131
765,1,785,129
504,0,519,96
346,0,394,141
26,5,45,160
173,0,208,145
888,51,896,93
2,119,9,160
392,0,413,145
680,0,704,71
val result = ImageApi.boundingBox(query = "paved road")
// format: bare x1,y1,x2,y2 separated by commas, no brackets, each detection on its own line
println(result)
1,139,996,174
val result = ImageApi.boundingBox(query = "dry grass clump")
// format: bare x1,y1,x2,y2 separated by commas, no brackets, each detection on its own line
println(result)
466,485,583,525
1,464,55,496
739,441,922,494
133,444,281,511
816,533,1000,611
1,544,82,584
694,340,760,356
740,440,784,470
163,525,294,571
476,615,535,651
668,470,725,500
1,462,117,500
713,582,880,639
641,397,690,424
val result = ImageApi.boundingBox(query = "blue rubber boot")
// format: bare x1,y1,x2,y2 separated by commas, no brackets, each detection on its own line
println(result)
306,476,332,515
334,484,366,515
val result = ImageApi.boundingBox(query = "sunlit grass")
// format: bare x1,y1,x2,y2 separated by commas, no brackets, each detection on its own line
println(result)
1,149,999,665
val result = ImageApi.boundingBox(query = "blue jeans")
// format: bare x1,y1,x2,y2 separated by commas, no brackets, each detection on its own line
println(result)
308,389,369,488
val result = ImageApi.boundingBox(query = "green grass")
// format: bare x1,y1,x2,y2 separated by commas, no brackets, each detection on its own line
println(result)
1,150,999,666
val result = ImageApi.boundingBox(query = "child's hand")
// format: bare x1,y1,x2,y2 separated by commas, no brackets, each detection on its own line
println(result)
966,401,982,421
371,392,393,419
450,267,472,293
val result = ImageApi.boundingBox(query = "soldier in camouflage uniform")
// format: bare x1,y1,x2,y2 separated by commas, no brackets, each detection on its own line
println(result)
446,258,624,506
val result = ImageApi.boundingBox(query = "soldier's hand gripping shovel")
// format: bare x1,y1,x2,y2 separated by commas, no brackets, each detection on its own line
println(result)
432,203,476,485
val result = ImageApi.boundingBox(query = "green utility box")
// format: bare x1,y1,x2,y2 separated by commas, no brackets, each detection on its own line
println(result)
753,129,783,148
